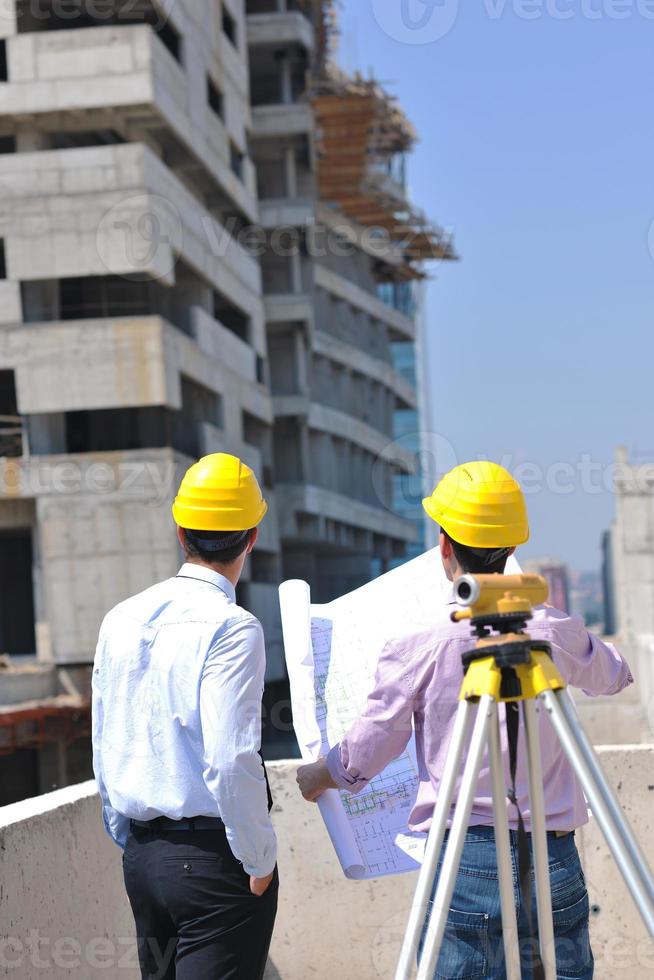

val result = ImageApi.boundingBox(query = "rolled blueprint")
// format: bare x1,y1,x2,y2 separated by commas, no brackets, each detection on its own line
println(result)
279,578,366,878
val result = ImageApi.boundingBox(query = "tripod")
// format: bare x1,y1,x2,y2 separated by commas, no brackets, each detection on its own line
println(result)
395,574,654,980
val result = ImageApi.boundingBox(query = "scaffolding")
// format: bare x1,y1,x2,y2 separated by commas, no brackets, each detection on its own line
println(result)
0,695,91,756
298,0,339,73
311,71,457,278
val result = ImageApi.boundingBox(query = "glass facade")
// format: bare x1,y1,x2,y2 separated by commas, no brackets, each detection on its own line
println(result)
377,282,431,568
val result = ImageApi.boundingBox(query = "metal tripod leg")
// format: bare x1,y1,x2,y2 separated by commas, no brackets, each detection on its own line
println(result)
523,700,557,980
416,694,495,980
395,699,477,980
542,687,654,936
489,703,521,980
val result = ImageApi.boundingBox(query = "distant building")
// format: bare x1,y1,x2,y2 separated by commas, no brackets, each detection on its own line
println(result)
609,445,654,637
388,284,428,567
523,557,571,612
601,528,617,635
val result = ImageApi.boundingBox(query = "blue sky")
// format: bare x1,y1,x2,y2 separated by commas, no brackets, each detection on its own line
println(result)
339,0,654,571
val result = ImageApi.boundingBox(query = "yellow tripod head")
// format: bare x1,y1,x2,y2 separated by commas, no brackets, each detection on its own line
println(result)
451,573,549,625
449,573,564,702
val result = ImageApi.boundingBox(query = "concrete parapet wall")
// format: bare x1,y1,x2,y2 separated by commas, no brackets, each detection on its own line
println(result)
1,751,653,978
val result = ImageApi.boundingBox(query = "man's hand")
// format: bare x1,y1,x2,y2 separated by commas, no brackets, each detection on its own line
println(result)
250,872,274,897
296,757,337,802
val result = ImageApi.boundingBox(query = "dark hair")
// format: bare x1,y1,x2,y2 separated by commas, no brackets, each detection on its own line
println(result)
440,529,510,576
182,528,254,566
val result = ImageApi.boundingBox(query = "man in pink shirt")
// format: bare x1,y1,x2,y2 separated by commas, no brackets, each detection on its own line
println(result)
297,462,632,979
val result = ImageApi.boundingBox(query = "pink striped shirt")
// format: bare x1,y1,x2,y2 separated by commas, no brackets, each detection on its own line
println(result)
326,606,632,832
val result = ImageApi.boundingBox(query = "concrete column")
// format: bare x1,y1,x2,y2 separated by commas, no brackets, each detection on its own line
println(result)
26,413,67,455
277,0,288,11
294,328,308,394
284,146,298,197
290,250,303,294
279,56,292,105
342,366,353,416
298,421,310,482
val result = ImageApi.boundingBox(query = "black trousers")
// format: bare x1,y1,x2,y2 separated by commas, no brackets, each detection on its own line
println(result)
122,825,278,980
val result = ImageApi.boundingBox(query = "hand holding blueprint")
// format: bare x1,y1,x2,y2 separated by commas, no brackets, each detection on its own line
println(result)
279,548,521,880
279,548,448,880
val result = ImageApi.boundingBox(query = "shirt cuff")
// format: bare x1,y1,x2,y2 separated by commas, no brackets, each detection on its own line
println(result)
326,743,370,793
243,856,277,878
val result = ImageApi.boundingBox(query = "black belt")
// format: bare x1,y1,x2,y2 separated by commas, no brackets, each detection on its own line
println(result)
130,816,224,832
455,826,573,839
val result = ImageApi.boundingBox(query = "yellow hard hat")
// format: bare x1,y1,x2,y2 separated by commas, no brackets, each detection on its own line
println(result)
172,453,268,532
422,461,529,548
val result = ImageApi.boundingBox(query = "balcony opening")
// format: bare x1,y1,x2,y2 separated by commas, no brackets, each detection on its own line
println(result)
269,329,300,395
174,374,224,434
0,238,6,279
213,288,250,342
157,19,182,64
272,418,304,482
14,0,184,64
61,378,222,460
21,273,198,337
249,45,308,106
246,0,304,11
64,407,167,455
0,134,16,153
52,129,125,149
261,252,294,294
0,40,7,83
222,7,238,47
207,76,225,121
59,275,157,321
243,410,274,488
0,370,22,459
255,155,287,199
0,529,37,657
230,141,245,181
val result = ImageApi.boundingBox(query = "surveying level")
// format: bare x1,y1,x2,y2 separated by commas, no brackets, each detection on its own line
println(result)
395,574,654,980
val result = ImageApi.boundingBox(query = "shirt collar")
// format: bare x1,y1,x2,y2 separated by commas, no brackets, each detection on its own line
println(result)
177,563,236,603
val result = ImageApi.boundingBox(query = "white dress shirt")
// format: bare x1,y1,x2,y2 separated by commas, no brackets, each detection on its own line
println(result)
92,562,277,878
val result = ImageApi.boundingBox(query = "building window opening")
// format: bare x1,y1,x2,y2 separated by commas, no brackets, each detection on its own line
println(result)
230,141,245,181
0,370,21,458
222,7,238,47
0,529,37,656
157,19,182,63
207,77,224,121
213,289,250,342
52,129,125,150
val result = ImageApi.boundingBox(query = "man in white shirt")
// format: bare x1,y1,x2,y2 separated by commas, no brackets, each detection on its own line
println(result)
92,453,277,980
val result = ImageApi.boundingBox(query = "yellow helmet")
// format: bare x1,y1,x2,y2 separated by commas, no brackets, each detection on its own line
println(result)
422,461,529,548
172,453,268,532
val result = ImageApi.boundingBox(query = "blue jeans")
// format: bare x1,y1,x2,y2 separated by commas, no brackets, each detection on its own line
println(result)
420,826,593,980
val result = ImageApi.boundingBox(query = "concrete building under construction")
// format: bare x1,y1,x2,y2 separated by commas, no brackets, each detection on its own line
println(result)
0,0,454,801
